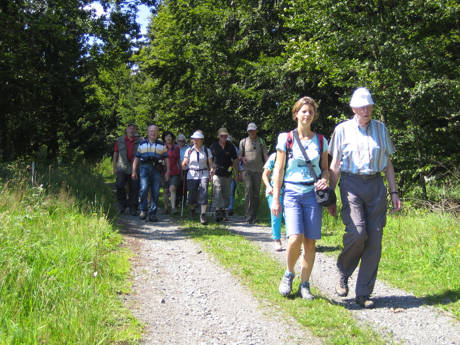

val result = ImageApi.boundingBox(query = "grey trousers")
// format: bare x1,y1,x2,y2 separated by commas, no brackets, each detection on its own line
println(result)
242,170,263,220
212,175,232,210
337,173,387,297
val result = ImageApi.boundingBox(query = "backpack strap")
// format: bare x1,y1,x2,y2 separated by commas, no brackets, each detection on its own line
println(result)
317,133,324,170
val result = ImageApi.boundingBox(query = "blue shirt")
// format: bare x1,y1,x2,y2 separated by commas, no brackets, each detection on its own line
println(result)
328,117,395,174
276,132,329,194
136,139,168,163
263,152,285,196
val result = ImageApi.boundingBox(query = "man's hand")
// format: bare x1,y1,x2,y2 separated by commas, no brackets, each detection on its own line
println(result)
327,204,337,217
391,194,402,212
131,172,138,180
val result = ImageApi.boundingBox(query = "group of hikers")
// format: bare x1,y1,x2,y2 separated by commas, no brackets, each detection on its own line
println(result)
113,87,402,309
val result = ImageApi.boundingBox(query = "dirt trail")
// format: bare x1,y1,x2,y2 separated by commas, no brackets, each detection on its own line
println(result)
120,213,460,345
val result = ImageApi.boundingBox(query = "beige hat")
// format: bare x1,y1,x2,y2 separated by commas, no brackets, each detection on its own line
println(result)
217,127,229,137
247,122,257,131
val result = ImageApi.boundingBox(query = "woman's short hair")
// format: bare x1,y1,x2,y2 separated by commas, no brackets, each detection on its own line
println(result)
162,130,175,142
291,96,319,122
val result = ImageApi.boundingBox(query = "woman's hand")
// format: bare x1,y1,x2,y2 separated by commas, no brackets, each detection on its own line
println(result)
266,186,273,195
314,178,328,191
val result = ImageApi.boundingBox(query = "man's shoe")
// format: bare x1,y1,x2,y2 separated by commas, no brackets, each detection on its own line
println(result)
279,271,294,297
356,296,375,309
139,211,147,220
222,210,229,221
298,281,314,300
215,210,222,222
129,208,138,216
200,213,207,225
148,213,158,222
228,209,234,216
335,274,349,297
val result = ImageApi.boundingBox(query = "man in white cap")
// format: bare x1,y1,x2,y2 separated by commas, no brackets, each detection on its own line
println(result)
182,130,213,225
238,122,268,224
328,87,401,308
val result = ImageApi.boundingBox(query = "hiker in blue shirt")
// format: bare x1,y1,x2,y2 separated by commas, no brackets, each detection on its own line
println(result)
271,96,334,300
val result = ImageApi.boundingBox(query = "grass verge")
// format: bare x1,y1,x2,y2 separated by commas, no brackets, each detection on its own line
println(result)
181,221,386,345
0,162,140,344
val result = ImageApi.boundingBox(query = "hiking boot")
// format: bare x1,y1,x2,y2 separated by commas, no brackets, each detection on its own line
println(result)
139,211,147,220
148,213,158,222
200,213,207,225
228,209,234,216
279,271,294,297
215,210,223,222
222,210,229,221
298,281,314,300
356,296,375,309
129,208,138,216
335,274,349,297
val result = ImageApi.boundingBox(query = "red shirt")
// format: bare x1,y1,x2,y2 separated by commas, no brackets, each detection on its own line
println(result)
166,144,180,176
114,136,137,162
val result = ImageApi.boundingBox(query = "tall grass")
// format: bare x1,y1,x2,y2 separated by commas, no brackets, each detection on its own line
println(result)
0,162,140,344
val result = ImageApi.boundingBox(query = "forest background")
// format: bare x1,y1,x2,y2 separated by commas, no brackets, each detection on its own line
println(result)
1,0,459,201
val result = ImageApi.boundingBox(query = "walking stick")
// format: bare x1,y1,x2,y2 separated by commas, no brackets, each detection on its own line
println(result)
181,170,186,217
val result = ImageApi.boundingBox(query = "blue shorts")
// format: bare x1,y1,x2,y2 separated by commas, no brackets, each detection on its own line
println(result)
283,189,322,240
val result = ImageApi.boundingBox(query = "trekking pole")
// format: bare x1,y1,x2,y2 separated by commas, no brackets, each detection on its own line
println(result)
181,170,186,217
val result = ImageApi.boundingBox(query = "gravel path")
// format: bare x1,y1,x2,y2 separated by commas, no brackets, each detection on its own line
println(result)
120,215,318,345
120,213,460,345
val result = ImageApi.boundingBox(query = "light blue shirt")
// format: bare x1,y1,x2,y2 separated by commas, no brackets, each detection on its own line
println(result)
276,132,329,194
328,117,395,174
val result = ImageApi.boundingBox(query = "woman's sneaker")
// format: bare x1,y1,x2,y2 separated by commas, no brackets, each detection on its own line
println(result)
200,213,207,225
279,271,294,296
298,281,314,300
273,240,283,252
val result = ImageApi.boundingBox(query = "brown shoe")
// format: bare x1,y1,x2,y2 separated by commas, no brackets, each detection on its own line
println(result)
335,275,349,297
356,296,375,309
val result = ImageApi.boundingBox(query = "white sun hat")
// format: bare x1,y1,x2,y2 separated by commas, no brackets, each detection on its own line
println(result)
190,130,204,139
349,87,374,108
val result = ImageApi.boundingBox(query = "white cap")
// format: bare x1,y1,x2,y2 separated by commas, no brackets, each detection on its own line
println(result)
349,87,374,108
190,130,204,139
247,122,257,131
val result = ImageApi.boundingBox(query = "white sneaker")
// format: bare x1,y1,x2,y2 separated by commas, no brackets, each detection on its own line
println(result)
274,240,283,251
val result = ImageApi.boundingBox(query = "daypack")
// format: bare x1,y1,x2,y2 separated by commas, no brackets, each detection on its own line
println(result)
286,130,325,168
241,137,266,163
187,145,210,169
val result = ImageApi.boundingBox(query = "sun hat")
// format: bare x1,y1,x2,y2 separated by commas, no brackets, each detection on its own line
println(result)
349,87,374,108
247,122,257,131
217,127,229,137
191,130,204,139
176,133,186,142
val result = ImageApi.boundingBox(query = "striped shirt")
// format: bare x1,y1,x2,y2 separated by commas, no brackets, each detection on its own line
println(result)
136,139,168,163
328,117,395,174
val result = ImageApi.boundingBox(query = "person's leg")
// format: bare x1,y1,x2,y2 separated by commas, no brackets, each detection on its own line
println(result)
115,171,128,211
149,168,161,217
212,175,223,221
228,178,236,214
187,179,198,215
250,171,263,221
128,173,139,214
337,176,368,278
138,165,150,217
163,178,169,213
267,194,281,240
198,177,209,224
355,177,387,297
169,183,177,212
241,171,251,221
300,238,316,283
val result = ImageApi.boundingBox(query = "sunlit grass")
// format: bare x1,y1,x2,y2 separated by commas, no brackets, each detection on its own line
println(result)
0,162,140,344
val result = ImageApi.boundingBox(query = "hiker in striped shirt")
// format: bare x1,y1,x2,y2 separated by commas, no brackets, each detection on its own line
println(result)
328,87,401,309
